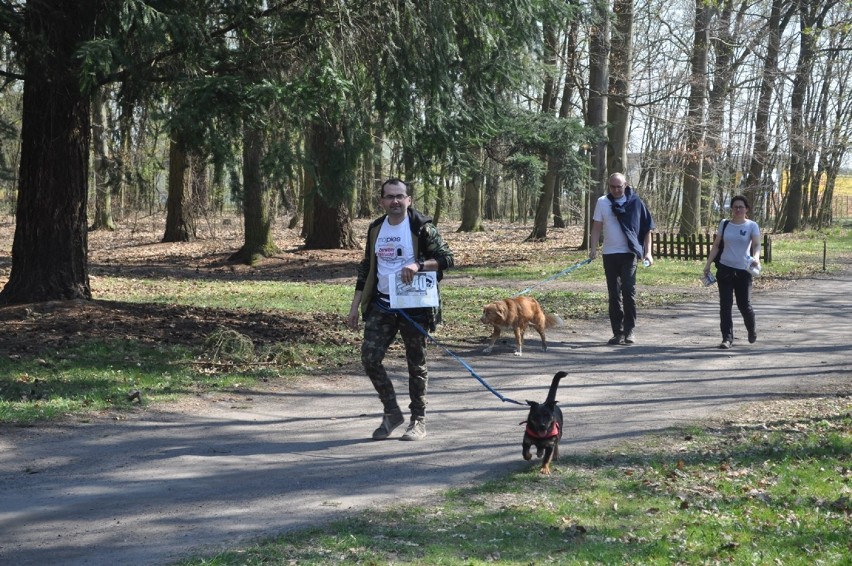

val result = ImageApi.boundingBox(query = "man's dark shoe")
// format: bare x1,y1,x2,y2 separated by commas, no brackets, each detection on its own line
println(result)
400,418,426,441
624,331,636,344
372,412,405,440
748,331,757,344
719,340,732,350
607,334,626,345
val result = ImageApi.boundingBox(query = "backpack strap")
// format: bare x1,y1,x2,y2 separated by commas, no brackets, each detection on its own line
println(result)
714,220,729,267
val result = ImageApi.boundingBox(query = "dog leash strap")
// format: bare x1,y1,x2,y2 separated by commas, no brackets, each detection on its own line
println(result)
514,257,593,297
388,307,525,406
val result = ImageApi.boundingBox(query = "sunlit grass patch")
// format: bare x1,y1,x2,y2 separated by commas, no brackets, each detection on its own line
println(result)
177,396,852,566
92,277,353,312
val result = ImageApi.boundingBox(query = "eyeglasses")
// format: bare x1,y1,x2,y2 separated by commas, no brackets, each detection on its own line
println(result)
609,184,624,189
382,194,408,201
731,205,747,210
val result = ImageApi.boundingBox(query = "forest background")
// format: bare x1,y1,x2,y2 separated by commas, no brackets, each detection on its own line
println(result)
0,0,851,306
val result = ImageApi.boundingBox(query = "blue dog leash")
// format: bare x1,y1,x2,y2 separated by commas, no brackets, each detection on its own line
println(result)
513,258,593,297
373,300,525,406
375,257,593,406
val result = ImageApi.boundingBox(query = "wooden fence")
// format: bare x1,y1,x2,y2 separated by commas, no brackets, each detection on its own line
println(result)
651,232,772,263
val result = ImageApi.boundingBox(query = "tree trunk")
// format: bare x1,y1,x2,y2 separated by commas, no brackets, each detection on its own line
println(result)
303,120,357,249
781,8,816,233
703,0,734,226
0,2,98,305
434,173,448,225
305,192,355,248
552,176,565,228
162,136,198,242
531,23,560,240
230,125,279,264
607,0,633,175
370,122,383,217
90,89,115,231
583,0,609,249
458,151,484,232
679,0,710,235
530,157,557,240
116,99,134,217
484,157,499,221
744,0,785,218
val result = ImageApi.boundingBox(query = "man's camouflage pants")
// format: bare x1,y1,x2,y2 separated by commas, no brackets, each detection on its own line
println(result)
361,304,429,419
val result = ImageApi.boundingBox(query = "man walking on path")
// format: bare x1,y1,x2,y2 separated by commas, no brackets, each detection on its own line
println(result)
347,178,454,441
589,172,655,345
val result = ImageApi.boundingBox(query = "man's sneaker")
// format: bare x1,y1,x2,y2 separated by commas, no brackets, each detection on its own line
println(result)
400,419,426,441
719,340,732,350
748,331,757,344
608,334,625,345
624,331,636,344
372,412,405,440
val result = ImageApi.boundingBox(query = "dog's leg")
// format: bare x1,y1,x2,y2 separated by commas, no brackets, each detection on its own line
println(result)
522,438,533,461
535,325,548,352
540,446,555,475
483,327,501,353
513,324,526,356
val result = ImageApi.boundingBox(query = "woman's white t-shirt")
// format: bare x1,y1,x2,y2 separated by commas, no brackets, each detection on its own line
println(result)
718,219,760,270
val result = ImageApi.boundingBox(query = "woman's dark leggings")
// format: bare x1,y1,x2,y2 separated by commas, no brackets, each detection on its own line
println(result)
716,263,756,342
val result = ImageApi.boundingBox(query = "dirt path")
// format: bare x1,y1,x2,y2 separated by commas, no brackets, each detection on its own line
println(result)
1,269,850,566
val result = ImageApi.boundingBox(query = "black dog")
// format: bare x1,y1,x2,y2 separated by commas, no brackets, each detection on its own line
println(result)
521,371,566,474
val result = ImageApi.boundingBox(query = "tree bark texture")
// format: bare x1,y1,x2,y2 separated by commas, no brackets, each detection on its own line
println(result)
162,137,197,242
303,120,357,249
230,125,278,264
586,0,609,199
91,89,115,231
458,151,484,232
531,23,560,240
703,0,735,224
0,1,100,304
679,0,710,235
781,7,816,232
744,0,784,217
607,0,633,176
583,0,609,249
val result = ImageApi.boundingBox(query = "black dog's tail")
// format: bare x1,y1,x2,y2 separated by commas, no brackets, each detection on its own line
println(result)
545,371,567,405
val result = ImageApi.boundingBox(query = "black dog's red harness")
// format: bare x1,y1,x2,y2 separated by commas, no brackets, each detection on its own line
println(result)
525,421,560,439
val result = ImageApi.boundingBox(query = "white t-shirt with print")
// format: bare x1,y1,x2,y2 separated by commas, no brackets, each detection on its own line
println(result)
718,219,760,270
375,216,414,294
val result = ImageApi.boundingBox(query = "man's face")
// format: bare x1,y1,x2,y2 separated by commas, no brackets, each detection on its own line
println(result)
608,177,626,199
380,183,410,217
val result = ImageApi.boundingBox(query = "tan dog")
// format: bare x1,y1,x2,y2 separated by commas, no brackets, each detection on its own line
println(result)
480,296,563,356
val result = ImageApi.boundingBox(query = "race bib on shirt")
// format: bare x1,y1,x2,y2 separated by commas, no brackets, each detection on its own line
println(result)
375,217,414,294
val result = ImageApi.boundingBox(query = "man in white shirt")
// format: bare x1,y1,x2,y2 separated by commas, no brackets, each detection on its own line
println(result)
589,173,655,345
347,179,454,440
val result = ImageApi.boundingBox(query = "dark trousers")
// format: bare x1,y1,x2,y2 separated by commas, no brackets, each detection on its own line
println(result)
716,264,756,342
361,303,429,419
603,253,638,335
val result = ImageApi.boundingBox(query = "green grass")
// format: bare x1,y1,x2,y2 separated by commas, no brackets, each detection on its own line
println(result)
0,340,256,423
176,397,851,565
99,279,353,312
